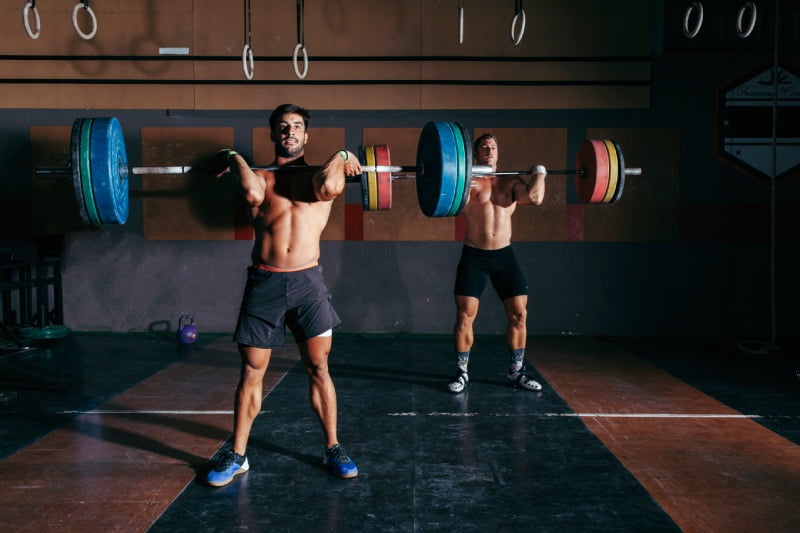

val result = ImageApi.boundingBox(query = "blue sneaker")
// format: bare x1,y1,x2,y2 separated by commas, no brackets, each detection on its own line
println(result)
324,444,358,479
207,449,249,487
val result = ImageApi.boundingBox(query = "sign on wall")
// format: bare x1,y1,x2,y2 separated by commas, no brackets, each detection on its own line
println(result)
716,63,800,185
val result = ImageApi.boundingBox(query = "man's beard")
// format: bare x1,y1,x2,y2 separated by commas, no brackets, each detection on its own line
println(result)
277,139,303,159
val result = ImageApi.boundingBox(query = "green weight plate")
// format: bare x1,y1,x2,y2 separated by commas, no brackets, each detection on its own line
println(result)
78,118,103,225
445,122,466,217
19,325,72,340
70,118,91,225
89,117,129,224
451,122,472,216
416,121,459,217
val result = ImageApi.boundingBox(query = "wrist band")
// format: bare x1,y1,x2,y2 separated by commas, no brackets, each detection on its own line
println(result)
337,150,349,162
225,149,238,162
534,165,546,176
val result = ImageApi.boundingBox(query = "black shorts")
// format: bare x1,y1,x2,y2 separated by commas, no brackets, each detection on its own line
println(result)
454,245,528,300
233,265,341,348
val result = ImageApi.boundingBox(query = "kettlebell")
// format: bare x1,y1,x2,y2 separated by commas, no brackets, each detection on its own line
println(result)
177,314,199,344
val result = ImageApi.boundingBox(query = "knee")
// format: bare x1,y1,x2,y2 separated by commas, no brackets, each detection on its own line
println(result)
508,309,527,328
456,309,477,328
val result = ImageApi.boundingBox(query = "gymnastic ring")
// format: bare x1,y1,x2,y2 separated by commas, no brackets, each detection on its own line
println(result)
683,1,703,39
242,44,254,80
458,5,464,44
510,9,526,46
736,1,757,38
293,43,308,79
72,2,97,40
23,1,41,40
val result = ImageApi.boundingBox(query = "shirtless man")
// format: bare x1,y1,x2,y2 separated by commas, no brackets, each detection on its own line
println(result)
447,133,547,394
204,103,363,486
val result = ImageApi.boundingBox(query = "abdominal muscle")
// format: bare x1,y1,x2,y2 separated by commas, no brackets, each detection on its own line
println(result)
249,196,331,269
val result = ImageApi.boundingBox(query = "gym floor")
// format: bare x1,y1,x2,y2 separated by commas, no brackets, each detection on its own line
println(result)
1,332,798,532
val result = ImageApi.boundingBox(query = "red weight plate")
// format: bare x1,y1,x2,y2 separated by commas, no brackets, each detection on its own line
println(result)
574,139,610,204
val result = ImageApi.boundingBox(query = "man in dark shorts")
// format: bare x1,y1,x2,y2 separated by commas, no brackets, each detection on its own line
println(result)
203,103,363,486
447,132,547,394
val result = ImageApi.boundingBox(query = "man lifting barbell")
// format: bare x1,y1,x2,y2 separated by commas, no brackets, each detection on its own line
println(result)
447,133,546,394
203,103,361,486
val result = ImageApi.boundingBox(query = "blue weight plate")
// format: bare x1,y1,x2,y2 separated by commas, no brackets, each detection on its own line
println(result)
89,117,129,224
416,121,458,217
70,118,91,225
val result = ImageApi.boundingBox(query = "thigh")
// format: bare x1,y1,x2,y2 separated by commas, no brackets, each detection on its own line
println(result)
490,249,528,300
454,253,490,298
287,267,342,341
297,334,333,371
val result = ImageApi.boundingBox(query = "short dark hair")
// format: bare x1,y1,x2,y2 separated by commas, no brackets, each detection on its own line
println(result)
269,103,310,131
473,133,498,154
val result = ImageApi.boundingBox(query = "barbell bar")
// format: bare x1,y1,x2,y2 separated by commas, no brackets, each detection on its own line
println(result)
36,117,641,224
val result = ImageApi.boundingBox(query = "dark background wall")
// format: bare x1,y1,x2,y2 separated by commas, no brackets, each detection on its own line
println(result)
1,0,798,342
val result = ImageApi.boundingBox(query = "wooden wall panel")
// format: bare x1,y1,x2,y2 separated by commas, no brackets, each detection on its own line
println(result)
362,128,455,241
582,128,680,242
141,127,234,240
1,1,651,111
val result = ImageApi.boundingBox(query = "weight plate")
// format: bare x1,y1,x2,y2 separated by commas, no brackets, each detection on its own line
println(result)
89,117,129,224
575,139,610,204
19,325,72,340
416,121,459,217
78,118,103,225
70,118,91,225
452,122,472,216
364,145,378,211
445,122,466,217
610,140,626,203
374,145,393,210
601,140,619,204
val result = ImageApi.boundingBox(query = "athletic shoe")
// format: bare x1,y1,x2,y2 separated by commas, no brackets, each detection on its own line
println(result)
324,444,358,479
447,370,469,393
507,368,542,391
207,449,249,487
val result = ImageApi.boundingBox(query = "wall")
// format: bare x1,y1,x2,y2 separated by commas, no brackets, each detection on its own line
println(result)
1,1,799,341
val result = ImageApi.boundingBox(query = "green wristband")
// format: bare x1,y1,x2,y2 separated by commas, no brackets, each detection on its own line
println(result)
337,150,348,162
225,149,238,162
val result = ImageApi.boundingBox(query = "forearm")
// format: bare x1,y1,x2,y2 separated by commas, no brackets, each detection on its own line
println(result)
315,150,358,201
228,151,265,206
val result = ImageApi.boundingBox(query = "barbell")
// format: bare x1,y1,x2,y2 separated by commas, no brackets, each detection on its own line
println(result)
35,117,641,225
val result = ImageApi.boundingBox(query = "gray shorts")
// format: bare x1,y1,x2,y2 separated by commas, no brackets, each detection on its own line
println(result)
233,265,341,348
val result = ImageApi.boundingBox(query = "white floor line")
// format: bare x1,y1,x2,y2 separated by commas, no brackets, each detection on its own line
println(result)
48,410,799,419
387,412,769,419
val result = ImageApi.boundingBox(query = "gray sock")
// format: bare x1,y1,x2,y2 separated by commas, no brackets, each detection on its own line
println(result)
509,348,525,373
456,351,470,373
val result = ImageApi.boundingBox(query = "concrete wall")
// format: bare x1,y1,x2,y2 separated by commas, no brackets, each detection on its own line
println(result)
2,1,799,341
